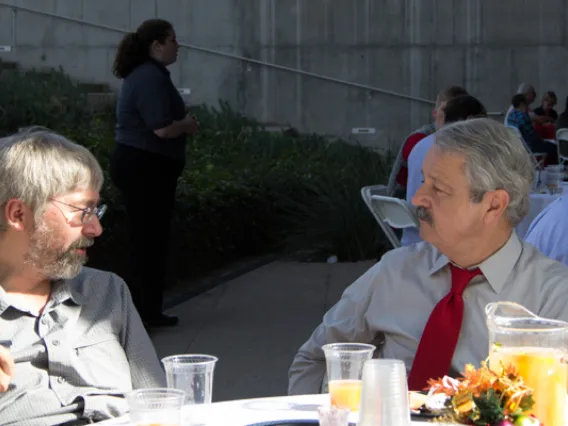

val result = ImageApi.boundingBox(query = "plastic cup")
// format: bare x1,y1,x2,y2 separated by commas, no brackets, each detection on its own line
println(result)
162,354,218,405
546,169,564,194
322,343,376,412
358,359,411,426
126,388,185,426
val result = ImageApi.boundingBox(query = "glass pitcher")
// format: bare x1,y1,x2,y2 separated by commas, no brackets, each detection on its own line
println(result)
486,301,568,426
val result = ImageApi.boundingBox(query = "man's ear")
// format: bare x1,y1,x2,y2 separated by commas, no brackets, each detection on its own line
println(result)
4,199,32,231
483,189,510,224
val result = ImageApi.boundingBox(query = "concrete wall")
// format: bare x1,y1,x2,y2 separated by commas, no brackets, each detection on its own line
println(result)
1,0,567,148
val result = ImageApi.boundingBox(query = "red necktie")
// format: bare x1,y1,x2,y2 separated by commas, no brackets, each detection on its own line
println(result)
407,264,482,391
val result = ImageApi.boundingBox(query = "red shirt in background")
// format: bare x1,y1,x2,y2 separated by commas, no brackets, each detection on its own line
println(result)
395,132,429,187
534,122,556,140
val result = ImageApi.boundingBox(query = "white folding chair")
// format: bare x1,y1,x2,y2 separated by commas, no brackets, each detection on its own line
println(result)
556,128,568,167
385,143,405,197
506,125,547,170
361,186,419,248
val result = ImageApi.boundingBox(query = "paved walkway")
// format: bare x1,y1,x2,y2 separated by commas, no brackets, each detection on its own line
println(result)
149,260,375,402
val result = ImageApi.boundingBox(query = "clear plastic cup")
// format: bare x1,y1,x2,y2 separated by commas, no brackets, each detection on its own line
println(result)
545,169,564,194
322,343,376,412
161,354,218,405
358,359,411,426
126,388,185,426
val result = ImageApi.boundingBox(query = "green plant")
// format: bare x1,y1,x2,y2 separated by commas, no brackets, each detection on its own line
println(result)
0,66,90,135
0,66,395,287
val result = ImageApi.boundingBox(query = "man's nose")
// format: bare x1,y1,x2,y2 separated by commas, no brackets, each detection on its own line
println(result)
411,185,429,208
83,216,103,238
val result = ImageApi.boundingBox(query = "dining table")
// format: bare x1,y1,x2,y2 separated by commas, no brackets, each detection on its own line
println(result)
96,393,454,425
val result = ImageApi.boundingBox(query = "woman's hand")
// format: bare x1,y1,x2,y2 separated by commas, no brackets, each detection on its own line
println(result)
0,344,14,392
183,113,199,135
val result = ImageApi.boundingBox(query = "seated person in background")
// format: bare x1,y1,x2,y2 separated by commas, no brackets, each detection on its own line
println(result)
555,96,568,132
393,86,468,197
401,94,487,246
507,93,558,164
505,83,537,122
525,195,568,265
533,91,558,122
0,130,165,426
288,118,568,395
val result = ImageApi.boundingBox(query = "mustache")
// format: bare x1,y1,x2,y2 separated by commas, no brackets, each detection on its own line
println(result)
68,237,95,251
415,206,433,226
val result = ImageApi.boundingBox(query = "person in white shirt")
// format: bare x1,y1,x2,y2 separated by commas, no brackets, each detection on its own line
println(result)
288,118,568,395
524,195,568,264
402,95,487,245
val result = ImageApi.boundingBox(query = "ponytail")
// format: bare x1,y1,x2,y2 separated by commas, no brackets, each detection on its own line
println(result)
112,19,173,79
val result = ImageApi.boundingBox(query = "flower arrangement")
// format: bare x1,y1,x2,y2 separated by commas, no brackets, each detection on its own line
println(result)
426,361,541,425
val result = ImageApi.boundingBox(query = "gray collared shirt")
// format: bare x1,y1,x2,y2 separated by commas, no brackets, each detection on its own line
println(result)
0,267,166,426
288,232,568,395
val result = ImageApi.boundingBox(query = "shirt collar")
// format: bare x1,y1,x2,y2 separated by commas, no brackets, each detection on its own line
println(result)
50,278,86,306
0,276,85,316
428,232,522,293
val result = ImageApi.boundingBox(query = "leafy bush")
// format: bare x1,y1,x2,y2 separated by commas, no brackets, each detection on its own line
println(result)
0,65,394,286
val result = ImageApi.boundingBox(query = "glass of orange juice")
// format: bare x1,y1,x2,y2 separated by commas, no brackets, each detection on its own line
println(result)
322,343,376,412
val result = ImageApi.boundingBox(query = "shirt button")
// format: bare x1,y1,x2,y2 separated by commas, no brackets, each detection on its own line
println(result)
52,339,60,346
40,318,47,325
57,376,65,384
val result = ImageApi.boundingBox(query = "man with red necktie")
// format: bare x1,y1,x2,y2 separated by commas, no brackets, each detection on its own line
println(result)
288,118,568,395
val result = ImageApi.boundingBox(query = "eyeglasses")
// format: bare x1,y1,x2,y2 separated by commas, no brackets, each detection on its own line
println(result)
50,199,107,224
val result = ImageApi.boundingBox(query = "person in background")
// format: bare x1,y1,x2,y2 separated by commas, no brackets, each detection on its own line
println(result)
402,94,487,246
111,19,198,328
506,94,558,164
505,83,537,123
555,96,568,132
0,130,164,426
288,119,568,395
525,195,568,265
533,91,558,122
393,86,467,197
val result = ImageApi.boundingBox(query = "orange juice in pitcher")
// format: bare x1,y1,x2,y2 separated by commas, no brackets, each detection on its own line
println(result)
489,347,567,425
486,302,568,426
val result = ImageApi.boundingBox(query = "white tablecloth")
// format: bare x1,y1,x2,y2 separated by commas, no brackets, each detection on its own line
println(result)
97,393,450,425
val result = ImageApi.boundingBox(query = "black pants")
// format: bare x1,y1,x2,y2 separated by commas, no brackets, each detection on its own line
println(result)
110,143,184,321
530,139,559,165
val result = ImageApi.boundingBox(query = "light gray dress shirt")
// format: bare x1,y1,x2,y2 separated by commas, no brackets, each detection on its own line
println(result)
288,232,568,395
0,267,166,426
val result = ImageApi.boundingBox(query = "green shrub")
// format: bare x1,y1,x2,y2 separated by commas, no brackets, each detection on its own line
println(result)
0,67,394,286
0,66,90,134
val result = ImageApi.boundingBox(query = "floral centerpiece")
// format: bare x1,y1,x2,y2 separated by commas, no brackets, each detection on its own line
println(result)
426,360,541,425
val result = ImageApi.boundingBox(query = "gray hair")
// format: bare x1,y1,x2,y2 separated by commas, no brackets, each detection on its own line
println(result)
0,129,104,228
434,118,534,227
517,82,534,95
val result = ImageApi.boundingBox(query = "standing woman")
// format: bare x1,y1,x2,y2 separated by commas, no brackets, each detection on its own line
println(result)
111,19,197,327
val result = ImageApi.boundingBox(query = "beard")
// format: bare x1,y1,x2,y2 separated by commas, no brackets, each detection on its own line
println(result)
416,206,434,227
24,219,94,280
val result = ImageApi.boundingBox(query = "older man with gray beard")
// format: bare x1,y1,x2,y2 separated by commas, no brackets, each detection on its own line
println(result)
288,118,568,394
0,130,165,426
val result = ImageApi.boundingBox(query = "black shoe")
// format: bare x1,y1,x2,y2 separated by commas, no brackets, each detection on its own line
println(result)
143,313,179,328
